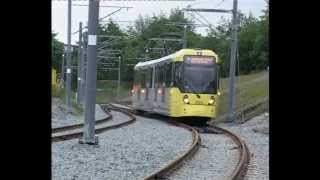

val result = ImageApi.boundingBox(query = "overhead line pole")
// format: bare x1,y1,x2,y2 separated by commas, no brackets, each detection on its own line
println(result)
80,0,100,145
66,0,72,112
228,0,238,123
60,53,65,87
81,34,87,106
183,25,187,48
117,56,121,100
183,0,238,123
77,22,83,105
165,22,211,48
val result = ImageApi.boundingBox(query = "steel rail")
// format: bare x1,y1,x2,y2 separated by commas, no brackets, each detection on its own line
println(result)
110,103,250,180
51,104,136,142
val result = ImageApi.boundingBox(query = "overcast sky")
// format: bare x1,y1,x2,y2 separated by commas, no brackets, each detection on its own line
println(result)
52,0,267,44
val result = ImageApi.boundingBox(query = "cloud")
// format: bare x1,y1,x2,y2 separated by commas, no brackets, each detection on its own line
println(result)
52,0,267,44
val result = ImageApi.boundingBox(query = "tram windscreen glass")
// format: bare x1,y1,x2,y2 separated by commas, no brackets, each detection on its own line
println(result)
183,56,217,94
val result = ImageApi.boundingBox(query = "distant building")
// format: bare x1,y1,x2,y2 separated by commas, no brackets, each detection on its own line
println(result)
63,44,78,52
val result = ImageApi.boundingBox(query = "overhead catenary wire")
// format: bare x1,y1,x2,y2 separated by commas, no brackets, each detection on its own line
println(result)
72,4,133,9
185,11,215,32
214,0,228,8
194,11,214,29
182,0,229,33
72,7,131,35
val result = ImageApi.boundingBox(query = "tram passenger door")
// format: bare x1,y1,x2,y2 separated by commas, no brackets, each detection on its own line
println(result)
152,66,158,110
155,65,166,113
145,67,153,111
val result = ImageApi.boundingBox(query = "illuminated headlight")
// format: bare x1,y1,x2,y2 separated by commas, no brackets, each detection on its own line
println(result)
183,98,189,104
183,95,190,104
208,96,215,105
131,89,135,93
217,91,221,96
141,89,145,93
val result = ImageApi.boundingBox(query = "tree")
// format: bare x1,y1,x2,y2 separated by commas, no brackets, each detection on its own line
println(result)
62,6,269,83
52,32,64,75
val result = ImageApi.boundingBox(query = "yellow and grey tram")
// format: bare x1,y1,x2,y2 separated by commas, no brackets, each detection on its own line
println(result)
131,49,220,121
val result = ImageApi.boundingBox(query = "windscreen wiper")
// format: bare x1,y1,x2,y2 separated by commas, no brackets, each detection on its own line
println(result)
184,80,201,98
203,80,215,92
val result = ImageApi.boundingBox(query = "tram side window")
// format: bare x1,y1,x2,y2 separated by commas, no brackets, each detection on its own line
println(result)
149,68,153,88
145,68,150,88
145,67,153,88
155,65,161,88
133,70,138,85
173,62,182,87
165,62,172,87
140,70,146,88
160,65,164,87
134,69,141,86
216,65,220,89
163,65,166,87
155,66,159,88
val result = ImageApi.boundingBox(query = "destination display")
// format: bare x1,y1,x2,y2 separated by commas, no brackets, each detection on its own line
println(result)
184,56,216,65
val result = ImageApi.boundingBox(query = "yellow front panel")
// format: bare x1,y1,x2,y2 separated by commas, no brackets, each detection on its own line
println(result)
169,88,218,118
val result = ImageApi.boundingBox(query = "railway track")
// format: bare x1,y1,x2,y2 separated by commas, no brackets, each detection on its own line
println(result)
110,103,250,180
51,105,112,134
51,104,136,142
207,126,250,180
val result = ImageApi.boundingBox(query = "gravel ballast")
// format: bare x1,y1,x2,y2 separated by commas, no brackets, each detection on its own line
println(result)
52,112,194,180
166,113,269,180
52,98,108,128
167,133,238,180
218,113,269,180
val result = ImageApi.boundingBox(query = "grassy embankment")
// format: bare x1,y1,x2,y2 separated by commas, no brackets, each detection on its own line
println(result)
217,71,269,115
95,71,269,114
52,71,269,116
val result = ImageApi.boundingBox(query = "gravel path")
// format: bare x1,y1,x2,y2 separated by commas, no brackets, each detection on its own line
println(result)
167,133,238,180
52,98,108,128
52,112,194,180
217,113,269,180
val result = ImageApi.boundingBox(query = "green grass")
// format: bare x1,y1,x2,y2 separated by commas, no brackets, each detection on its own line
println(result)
52,85,84,115
53,71,269,116
96,81,133,104
95,72,269,113
217,71,269,115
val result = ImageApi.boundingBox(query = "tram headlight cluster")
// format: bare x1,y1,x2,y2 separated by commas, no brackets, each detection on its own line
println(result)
183,95,190,104
208,96,216,105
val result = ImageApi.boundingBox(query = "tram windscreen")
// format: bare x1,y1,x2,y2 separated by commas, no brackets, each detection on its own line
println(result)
183,56,218,94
